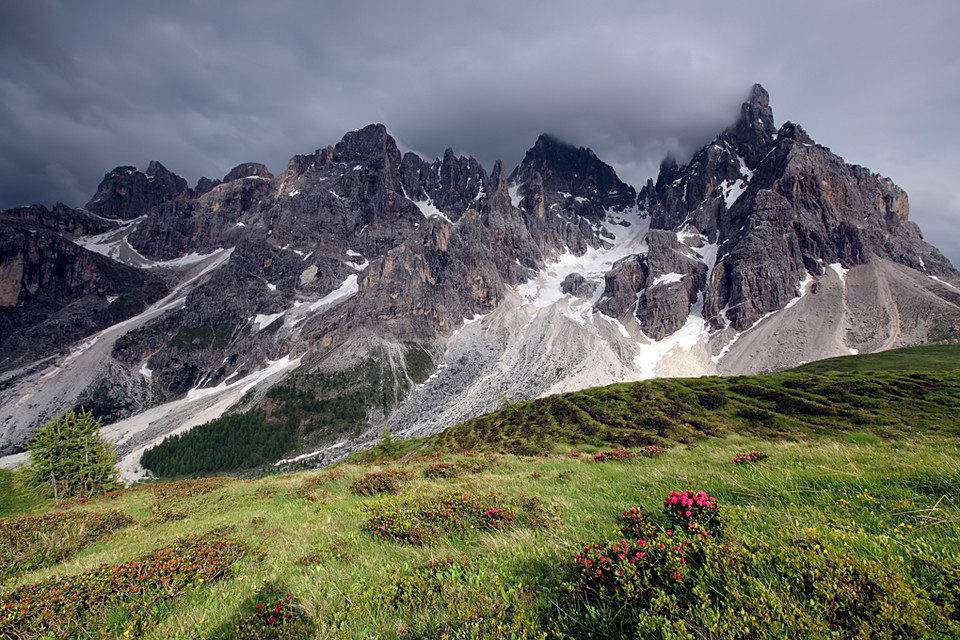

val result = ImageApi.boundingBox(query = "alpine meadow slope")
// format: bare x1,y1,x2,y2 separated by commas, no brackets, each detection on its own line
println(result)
1,84,958,475
2,346,960,637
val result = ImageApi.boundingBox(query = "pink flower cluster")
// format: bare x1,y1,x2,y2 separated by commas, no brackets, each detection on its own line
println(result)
641,445,662,458
664,490,719,531
665,490,716,511
733,450,768,464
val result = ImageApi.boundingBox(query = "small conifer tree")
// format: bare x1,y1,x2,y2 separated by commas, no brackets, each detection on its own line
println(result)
379,427,397,458
25,408,121,501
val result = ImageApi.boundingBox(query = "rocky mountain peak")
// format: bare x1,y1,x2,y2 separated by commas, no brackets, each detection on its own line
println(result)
84,162,189,220
333,123,401,167
776,121,815,145
721,83,777,169
510,133,636,210
222,162,273,183
3,86,960,470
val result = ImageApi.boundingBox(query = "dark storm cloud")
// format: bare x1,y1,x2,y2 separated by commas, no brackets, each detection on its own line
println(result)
2,1,959,263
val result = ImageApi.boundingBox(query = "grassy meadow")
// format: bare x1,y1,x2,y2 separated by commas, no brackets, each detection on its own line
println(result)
2,344,960,638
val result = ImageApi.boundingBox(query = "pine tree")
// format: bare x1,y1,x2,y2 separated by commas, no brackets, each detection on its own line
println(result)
25,409,121,501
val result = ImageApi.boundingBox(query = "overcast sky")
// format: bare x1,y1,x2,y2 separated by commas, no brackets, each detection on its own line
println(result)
2,1,959,264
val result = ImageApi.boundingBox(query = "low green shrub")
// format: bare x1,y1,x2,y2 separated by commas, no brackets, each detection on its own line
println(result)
228,582,311,639
0,528,245,638
0,510,135,578
350,469,412,495
362,491,551,545
423,462,460,479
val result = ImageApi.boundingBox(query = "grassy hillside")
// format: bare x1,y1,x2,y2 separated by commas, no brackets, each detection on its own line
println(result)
2,345,960,638
790,342,960,374
351,368,960,463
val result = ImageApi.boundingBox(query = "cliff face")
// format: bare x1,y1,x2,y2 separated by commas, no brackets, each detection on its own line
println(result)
1,85,958,466
0,215,168,370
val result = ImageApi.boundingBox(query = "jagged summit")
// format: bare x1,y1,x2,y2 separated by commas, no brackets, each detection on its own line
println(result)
720,83,777,169
510,133,636,210
84,160,189,220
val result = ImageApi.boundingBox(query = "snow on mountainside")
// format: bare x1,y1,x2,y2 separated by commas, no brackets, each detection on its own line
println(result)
2,84,960,478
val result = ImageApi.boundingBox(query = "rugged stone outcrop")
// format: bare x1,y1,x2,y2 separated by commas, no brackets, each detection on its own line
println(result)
4,203,119,237
0,216,168,369
84,161,190,220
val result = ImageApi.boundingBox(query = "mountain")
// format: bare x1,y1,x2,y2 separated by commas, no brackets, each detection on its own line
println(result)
1,84,958,474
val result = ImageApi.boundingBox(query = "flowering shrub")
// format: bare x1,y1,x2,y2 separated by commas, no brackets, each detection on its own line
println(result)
233,582,310,639
563,507,953,639
150,505,188,522
0,510,135,578
664,490,722,534
0,527,244,638
572,532,698,603
362,491,550,545
592,450,633,462
733,450,769,464
423,462,460,479
351,469,413,495
592,447,661,462
152,477,233,500
621,507,645,535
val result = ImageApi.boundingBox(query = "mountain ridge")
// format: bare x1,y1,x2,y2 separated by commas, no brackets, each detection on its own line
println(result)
1,83,958,474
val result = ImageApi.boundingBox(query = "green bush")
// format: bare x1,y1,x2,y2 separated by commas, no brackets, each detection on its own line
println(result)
350,469,412,496
362,491,551,545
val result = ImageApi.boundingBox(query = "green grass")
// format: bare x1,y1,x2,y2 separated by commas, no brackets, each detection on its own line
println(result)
2,435,959,637
790,342,960,373
348,368,960,463
4,342,960,637
0,469,50,518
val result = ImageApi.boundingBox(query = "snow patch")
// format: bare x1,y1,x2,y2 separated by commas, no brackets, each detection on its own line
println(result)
650,272,684,288
508,184,523,208
143,250,225,270
413,198,453,224
719,155,754,209
828,262,849,285
929,274,959,290
515,206,649,327
252,311,284,332
345,250,369,271
289,189,300,197
187,355,301,401
783,272,813,310
274,441,346,466
633,314,705,378
295,274,359,318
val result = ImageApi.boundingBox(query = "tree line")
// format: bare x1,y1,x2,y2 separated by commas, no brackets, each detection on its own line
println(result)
140,409,296,476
